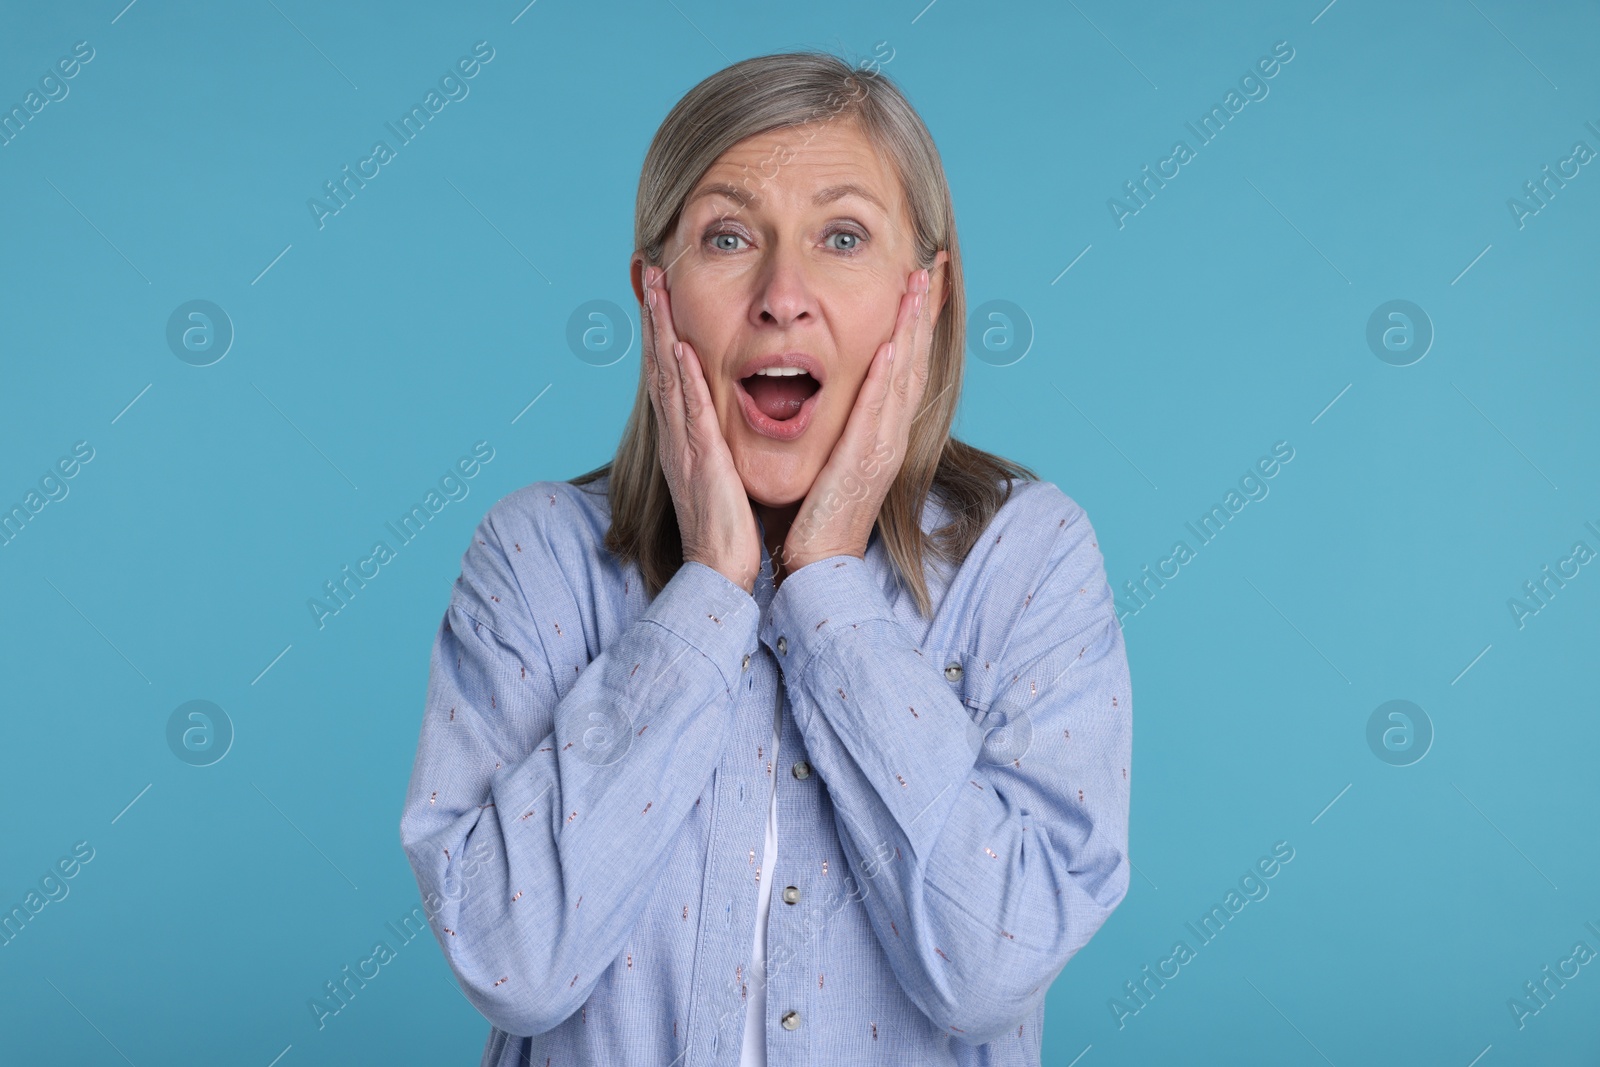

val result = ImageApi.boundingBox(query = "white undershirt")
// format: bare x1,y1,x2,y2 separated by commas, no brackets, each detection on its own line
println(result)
739,706,781,1065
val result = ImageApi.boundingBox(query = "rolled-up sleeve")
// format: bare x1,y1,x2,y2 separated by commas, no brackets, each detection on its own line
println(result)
763,492,1131,1045
399,500,758,1037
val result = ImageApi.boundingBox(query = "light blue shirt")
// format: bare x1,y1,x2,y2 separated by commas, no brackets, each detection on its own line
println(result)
399,473,1132,1066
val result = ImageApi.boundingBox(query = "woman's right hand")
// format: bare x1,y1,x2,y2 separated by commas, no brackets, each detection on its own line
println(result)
641,265,762,595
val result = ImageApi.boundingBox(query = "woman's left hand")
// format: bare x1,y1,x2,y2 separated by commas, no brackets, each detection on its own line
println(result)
778,264,941,576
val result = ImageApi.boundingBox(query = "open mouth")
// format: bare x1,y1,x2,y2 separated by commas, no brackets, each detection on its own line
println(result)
734,368,824,441
739,369,822,422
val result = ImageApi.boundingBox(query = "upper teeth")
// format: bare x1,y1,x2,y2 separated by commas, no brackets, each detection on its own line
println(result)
752,366,807,377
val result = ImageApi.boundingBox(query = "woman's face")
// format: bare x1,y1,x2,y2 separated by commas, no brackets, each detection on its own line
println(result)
633,118,948,511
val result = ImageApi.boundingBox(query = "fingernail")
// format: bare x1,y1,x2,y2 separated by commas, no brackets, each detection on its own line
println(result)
646,289,656,309
673,342,683,361
886,342,895,365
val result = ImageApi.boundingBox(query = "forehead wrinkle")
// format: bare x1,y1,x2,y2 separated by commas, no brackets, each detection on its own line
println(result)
684,129,916,253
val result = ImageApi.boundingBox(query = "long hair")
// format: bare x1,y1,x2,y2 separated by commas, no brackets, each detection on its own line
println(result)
571,49,1038,619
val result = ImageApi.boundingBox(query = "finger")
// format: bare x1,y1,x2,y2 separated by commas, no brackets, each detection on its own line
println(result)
676,340,718,449
882,269,926,412
846,283,915,448
642,283,663,419
644,270,687,449
643,287,678,462
909,266,934,388
649,270,688,420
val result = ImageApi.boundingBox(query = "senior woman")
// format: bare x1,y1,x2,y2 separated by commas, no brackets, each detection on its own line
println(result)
401,51,1132,1067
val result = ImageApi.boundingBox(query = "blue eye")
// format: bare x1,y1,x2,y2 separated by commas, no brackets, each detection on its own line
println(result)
707,231,746,252
826,230,863,252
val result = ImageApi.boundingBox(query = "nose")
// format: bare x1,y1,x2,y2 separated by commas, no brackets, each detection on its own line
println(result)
752,242,817,329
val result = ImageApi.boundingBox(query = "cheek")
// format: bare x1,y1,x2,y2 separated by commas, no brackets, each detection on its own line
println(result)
839,284,904,349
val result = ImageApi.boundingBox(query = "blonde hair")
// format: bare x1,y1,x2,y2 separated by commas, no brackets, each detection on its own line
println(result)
571,50,1037,618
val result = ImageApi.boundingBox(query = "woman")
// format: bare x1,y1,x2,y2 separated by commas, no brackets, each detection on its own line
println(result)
401,51,1131,1067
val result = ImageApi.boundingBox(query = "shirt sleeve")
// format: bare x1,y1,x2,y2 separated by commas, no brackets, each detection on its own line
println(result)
398,498,759,1037
762,487,1132,1045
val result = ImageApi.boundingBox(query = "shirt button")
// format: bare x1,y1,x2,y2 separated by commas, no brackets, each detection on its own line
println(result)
791,761,811,780
944,661,963,683
782,885,800,904
777,636,788,655
742,653,751,672
781,1010,801,1030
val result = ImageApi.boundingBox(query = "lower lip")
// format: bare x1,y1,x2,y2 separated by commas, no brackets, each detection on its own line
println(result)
735,378,823,442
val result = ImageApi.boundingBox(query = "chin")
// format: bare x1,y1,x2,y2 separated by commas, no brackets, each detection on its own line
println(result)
737,459,816,509
741,476,809,509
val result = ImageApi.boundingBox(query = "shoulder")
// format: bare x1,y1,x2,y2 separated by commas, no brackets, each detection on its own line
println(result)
474,476,612,559
451,476,614,644
990,479,1115,638
967,477,1098,571
937,477,1110,625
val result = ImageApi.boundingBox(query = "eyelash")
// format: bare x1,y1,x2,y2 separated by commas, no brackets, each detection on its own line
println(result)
703,224,867,256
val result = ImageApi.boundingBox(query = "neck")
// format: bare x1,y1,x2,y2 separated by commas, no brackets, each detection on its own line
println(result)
753,499,800,583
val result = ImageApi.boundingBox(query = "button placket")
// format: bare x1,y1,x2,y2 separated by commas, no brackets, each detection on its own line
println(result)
687,635,779,1059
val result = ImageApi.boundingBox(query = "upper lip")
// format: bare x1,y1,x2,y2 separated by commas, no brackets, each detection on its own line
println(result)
733,352,827,386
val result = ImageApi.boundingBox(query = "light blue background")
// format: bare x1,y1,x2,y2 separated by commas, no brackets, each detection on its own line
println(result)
2,1,1596,1063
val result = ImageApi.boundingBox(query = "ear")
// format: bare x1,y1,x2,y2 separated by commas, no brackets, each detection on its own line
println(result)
629,252,647,306
927,249,951,323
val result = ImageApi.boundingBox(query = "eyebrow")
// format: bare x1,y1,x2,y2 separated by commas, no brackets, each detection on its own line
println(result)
686,181,888,215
